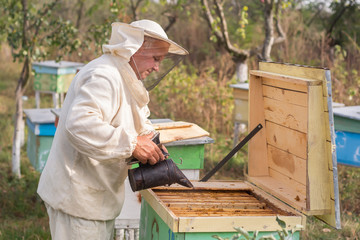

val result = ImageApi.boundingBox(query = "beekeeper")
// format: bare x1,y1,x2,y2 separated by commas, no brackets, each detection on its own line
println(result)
37,19,188,239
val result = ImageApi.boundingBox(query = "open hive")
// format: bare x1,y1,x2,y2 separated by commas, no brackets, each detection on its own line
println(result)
139,62,340,240
140,181,303,235
153,188,294,217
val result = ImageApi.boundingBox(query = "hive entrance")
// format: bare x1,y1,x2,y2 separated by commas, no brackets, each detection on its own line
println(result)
153,189,294,217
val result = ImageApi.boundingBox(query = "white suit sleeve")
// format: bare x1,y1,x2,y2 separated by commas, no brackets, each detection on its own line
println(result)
65,72,137,161
139,105,155,136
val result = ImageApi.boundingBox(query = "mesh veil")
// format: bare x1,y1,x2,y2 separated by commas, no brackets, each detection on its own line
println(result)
131,37,186,91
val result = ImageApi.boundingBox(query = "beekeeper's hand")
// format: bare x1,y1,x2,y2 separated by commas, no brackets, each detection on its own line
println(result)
132,133,165,165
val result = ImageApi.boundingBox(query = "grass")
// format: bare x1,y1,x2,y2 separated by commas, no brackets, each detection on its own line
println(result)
0,54,359,240
0,54,51,239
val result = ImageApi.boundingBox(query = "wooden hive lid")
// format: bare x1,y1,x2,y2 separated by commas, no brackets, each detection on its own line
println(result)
247,62,341,229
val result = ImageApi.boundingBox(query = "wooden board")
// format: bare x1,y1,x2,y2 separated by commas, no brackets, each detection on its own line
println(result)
258,62,329,97
251,70,323,93
152,121,210,143
307,85,331,212
266,121,307,159
153,181,253,191
248,62,340,229
264,97,308,133
247,176,309,213
152,121,193,130
177,215,302,233
267,145,307,186
248,75,268,176
262,85,308,107
233,88,249,100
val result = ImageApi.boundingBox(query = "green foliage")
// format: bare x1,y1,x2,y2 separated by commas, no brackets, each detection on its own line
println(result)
0,143,50,239
149,63,235,135
206,1,255,48
0,0,81,63
236,6,249,40
82,0,188,56
304,215,360,240
86,21,112,55
328,0,360,47
281,1,292,10
148,60,247,179
0,57,50,239
331,45,360,105
339,165,360,215
212,217,303,240
300,0,360,49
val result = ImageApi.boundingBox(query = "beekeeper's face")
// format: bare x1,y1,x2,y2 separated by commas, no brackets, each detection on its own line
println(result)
130,38,170,80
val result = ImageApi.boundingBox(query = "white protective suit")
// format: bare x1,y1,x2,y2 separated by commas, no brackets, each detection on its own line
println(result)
37,20,188,222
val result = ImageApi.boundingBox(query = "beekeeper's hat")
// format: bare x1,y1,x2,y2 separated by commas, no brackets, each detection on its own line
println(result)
102,19,188,91
103,20,188,60
130,20,188,55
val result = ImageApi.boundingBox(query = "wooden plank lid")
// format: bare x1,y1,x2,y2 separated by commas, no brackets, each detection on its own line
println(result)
247,62,341,229
23,108,55,124
151,121,210,143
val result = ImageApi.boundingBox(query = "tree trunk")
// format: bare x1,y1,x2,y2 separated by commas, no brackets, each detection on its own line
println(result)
12,85,24,178
75,0,85,29
262,0,274,61
12,0,30,178
235,60,248,83
12,58,29,177
20,114,25,147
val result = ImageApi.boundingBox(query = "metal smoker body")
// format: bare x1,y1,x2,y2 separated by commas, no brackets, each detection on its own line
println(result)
128,132,193,192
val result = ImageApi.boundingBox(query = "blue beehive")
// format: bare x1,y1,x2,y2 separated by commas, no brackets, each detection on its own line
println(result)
24,108,56,172
333,106,360,167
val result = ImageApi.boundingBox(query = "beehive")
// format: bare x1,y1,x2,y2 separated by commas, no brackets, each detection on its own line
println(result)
140,182,303,239
24,108,56,172
139,62,340,239
32,60,83,93
333,106,360,167
32,60,83,108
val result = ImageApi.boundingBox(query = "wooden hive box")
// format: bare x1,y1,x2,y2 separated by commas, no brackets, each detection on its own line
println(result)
333,106,360,167
24,108,56,172
139,62,340,239
32,60,83,93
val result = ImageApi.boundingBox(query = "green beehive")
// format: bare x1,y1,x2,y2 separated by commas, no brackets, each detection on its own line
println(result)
32,61,83,108
33,72,76,93
32,61,83,93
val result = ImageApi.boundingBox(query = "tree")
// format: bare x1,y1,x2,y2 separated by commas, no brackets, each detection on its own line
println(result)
201,0,250,83
325,0,360,63
261,0,286,61
0,0,81,177
84,0,190,55
303,0,360,65
200,0,287,82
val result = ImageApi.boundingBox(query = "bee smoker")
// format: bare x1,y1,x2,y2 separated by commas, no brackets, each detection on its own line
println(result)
127,132,194,192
